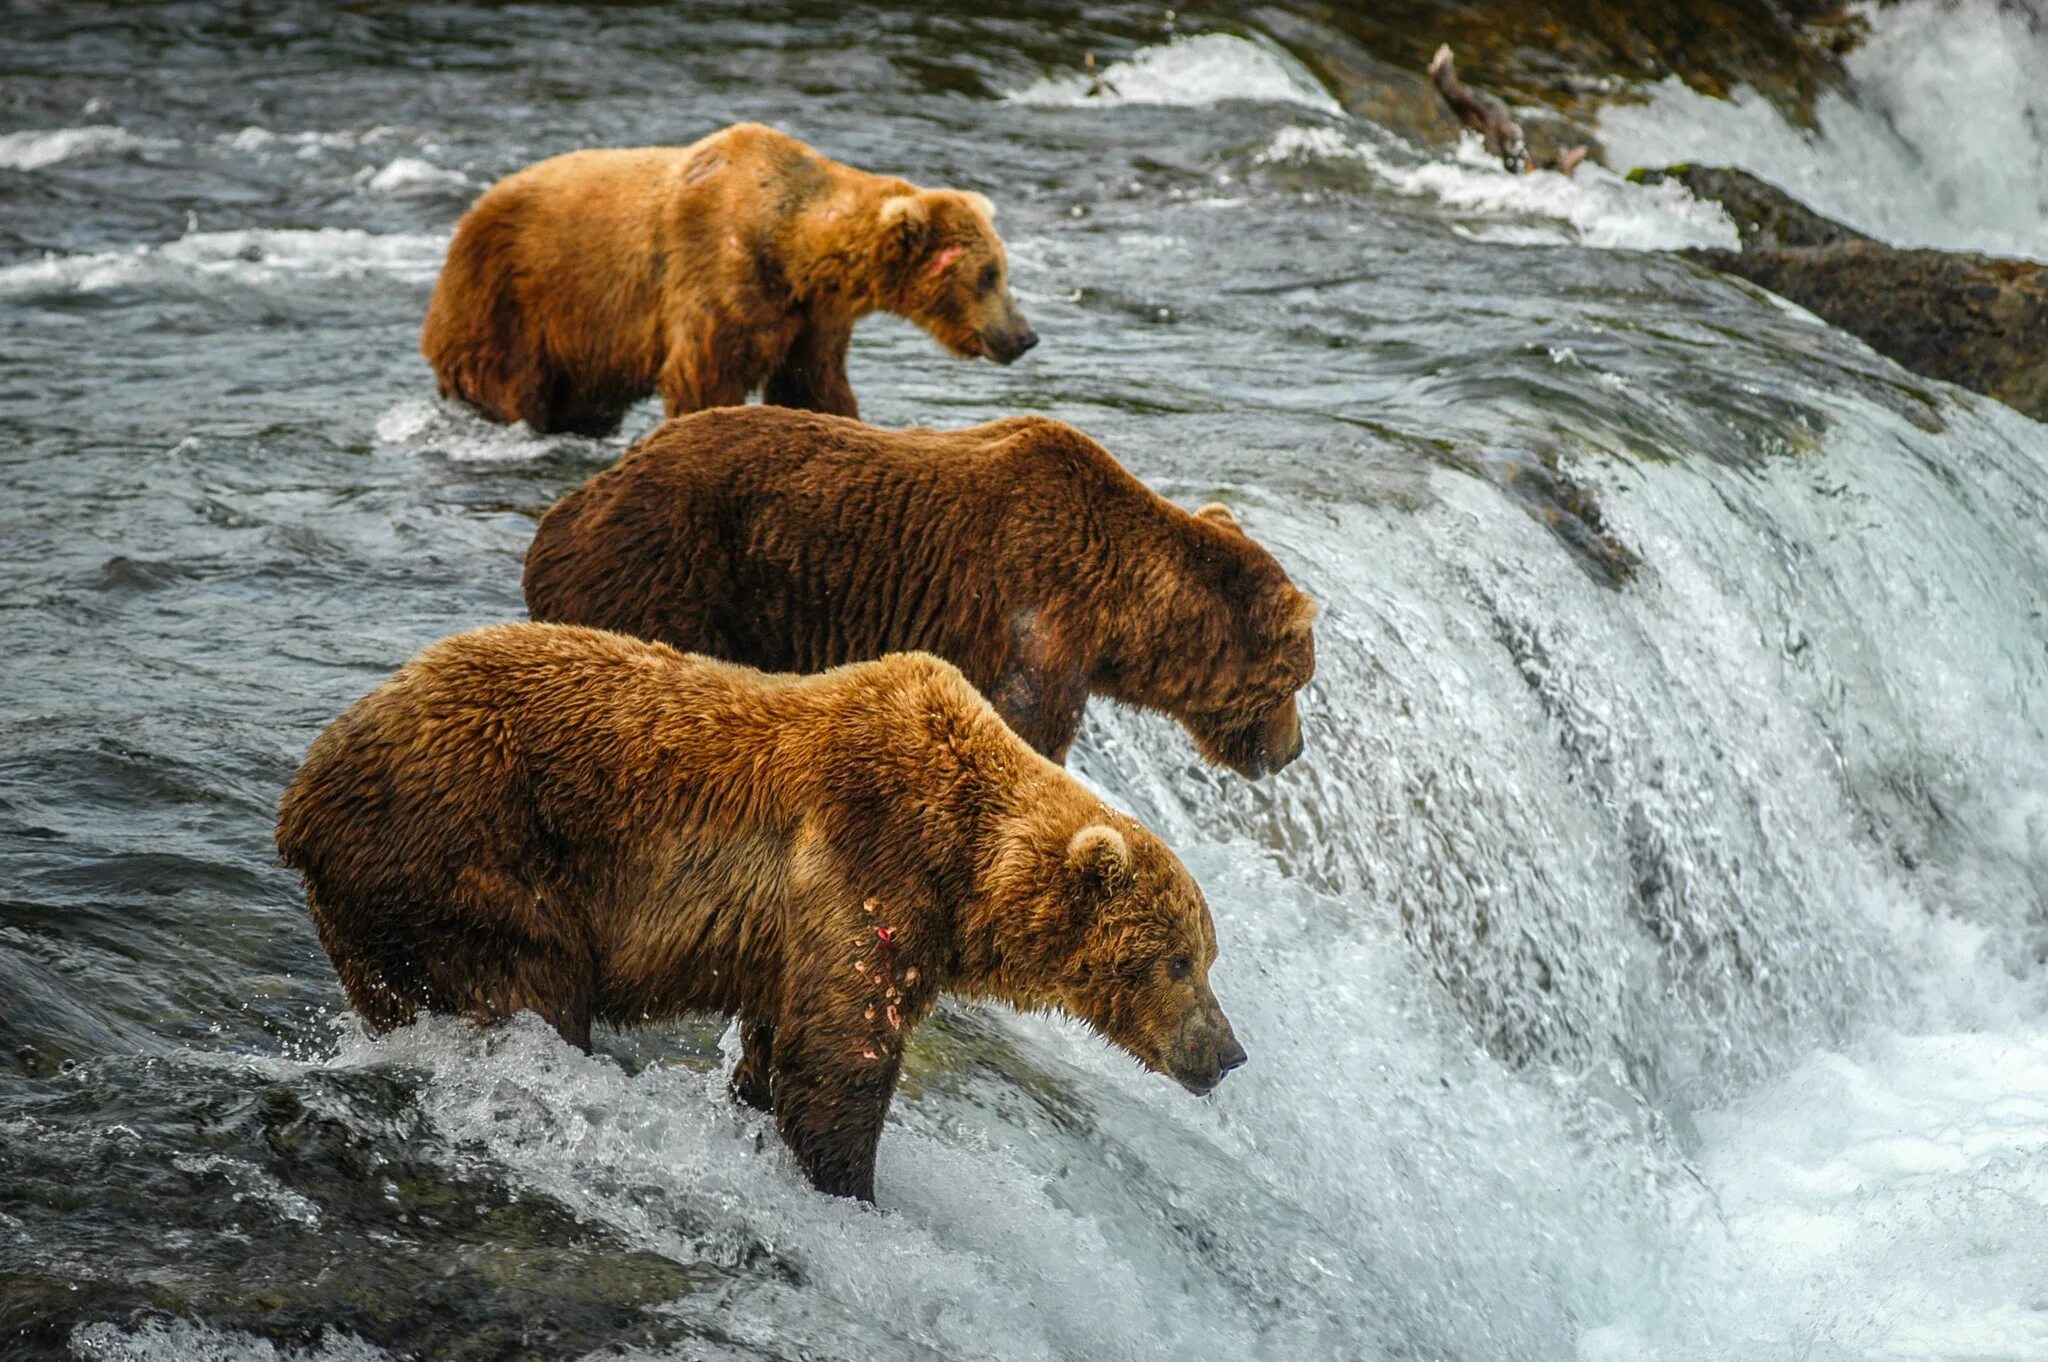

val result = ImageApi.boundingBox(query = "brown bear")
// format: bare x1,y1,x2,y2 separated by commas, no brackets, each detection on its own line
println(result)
523,406,1318,777
419,123,1036,436
275,623,1244,1202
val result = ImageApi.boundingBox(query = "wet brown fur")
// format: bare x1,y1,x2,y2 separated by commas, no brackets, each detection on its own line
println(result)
275,624,1241,1201
523,407,1318,776
420,123,1034,436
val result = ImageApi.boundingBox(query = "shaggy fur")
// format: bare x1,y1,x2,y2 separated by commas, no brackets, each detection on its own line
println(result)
275,624,1243,1201
420,123,1035,436
523,406,1318,776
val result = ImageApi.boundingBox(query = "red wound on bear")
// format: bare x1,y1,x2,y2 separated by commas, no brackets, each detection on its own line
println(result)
875,924,895,946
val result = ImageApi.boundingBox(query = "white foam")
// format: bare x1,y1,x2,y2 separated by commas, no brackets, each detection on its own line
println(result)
1580,1030,2048,1358
372,396,619,464
169,1152,323,1227
0,228,447,300
0,125,152,170
1597,0,2048,259
330,1012,1277,1360
221,125,402,160
356,157,470,196
1008,33,1341,113
1257,124,1740,251
70,1319,388,1362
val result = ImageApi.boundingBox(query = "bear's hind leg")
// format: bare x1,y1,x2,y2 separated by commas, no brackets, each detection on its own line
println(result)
534,368,638,438
305,886,435,1034
431,865,598,1052
459,939,595,1052
731,1017,776,1111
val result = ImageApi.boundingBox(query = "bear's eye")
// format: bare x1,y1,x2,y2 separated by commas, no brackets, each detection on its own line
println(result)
1167,956,1193,982
978,263,999,293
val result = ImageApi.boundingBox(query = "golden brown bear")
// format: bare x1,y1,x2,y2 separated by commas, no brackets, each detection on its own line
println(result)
523,406,1318,777
420,123,1035,436
275,624,1243,1202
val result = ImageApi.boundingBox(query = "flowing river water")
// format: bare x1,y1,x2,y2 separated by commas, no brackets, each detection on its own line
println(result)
5,3,2048,1359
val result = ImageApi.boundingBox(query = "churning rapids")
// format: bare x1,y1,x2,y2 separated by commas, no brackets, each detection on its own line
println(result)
6,3,2048,1359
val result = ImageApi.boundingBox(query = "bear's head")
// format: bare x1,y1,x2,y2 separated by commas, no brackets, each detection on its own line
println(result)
1164,504,1318,780
986,817,1246,1095
878,188,1037,366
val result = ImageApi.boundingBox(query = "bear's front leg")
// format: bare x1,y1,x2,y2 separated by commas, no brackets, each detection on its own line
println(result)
989,610,1092,763
657,324,749,416
762,323,858,418
771,1024,902,1201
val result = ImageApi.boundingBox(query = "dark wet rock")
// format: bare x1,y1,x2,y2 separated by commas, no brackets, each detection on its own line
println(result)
1254,8,1466,147
1242,0,1863,135
1693,242,2048,422
0,1064,766,1362
1253,7,1600,165
1629,163,1870,249
1638,165,2048,422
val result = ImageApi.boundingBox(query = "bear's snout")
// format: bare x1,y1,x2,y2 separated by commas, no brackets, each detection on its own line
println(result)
1169,995,1247,1096
1263,698,1305,775
1201,696,1305,781
985,323,1038,365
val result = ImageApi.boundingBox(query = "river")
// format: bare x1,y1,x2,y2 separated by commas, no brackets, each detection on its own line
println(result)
5,3,2047,1359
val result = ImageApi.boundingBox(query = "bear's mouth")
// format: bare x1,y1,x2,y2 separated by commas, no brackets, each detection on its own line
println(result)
980,327,1039,365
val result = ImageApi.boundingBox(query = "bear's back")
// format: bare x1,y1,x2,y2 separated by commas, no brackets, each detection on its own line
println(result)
284,625,1028,833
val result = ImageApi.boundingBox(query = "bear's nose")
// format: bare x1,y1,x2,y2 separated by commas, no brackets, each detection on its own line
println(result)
1217,1036,1248,1077
1015,329,1039,355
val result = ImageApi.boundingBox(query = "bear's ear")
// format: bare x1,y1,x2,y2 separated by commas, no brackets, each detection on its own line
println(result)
958,190,996,221
878,191,931,232
1280,586,1320,634
1195,502,1240,530
1066,824,1130,896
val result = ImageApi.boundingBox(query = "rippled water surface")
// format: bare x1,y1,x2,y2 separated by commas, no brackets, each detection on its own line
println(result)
7,4,2048,1359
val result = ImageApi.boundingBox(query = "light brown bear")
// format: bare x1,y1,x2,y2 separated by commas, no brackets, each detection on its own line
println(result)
523,406,1318,776
420,123,1036,436
275,623,1244,1202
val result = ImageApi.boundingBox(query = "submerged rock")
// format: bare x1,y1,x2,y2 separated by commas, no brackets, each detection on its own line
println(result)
1638,165,2048,422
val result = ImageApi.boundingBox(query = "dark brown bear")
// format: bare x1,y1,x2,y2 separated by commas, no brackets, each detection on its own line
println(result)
523,407,1317,776
420,123,1035,436
275,624,1244,1202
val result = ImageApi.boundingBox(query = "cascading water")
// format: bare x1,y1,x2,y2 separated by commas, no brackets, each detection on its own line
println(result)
5,4,2046,1360
1598,0,2048,259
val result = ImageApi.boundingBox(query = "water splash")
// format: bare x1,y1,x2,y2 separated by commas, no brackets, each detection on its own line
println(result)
0,125,156,171
0,228,447,301
1009,33,1340,114
1598,0,2048,259
1256,124,1739,251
